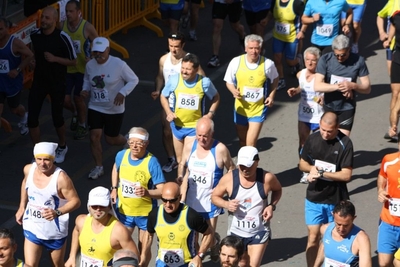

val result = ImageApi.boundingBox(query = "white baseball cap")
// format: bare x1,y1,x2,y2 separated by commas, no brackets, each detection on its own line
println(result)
87,186,110,207
237,146,259,167
92,37,109,52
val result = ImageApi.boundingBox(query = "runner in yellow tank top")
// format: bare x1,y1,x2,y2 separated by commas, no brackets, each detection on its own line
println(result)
272,0,305,91
65,187,139,267
140,182,213,267
160,53,220,166
224,34,279,147
111,127,165,267
59,0,98,139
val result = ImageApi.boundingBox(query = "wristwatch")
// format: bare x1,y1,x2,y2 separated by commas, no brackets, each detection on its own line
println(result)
318,169,325,178
197,252,205,260
55,209,62,217
16,67,21,73
269,204,276,211
110,186,118,190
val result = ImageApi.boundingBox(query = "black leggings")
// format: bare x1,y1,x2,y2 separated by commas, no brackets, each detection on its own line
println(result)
28,84,65,128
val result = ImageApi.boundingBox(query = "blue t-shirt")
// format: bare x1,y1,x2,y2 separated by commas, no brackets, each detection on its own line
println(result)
304,0,350,46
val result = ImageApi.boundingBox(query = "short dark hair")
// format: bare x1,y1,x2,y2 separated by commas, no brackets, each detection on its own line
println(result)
0,229,16,245
67,0,81,10
182,53,200,69
333,200,356,217
219,235,244,258
168,32,185,45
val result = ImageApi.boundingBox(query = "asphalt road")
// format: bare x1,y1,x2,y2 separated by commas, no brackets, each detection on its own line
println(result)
0,1,393,266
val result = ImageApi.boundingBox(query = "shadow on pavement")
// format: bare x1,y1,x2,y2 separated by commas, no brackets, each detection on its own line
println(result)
263,236,307,264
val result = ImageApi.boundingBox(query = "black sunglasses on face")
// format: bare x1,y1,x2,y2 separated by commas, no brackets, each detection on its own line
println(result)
161,197,179,203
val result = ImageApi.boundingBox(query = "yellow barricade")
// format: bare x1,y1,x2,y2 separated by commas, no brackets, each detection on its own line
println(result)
49,0,162,58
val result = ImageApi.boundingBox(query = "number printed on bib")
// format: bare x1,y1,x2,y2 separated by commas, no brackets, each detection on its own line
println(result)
177,93,199,110
91,89,110,102
275,22,290,35
389,198,400,217
80,254,103,267
330,74,351,85
300,102,317,117
243,86,263,103
316,24,333,37
121,179,140,198
26,203,47,223
324,257,350,267
233,216,260,230
161,249,184,267
0,59,10,73
190,169,212,188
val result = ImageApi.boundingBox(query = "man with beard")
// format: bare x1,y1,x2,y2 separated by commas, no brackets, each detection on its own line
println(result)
219,236,244,267
65,186,139,267
160,53,220,167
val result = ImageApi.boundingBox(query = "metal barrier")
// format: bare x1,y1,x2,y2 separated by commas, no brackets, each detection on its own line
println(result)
53,0,162,58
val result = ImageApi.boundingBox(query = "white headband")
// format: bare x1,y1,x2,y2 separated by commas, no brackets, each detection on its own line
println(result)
128,133,148,141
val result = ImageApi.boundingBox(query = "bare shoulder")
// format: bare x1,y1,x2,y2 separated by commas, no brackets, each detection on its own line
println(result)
23,164,33,175
355,229,370,244
75,214,87,229
159,53,168,65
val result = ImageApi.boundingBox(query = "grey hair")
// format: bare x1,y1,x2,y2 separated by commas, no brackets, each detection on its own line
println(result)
303,46,321,60
0,229,16,245
244,34,263,48
332,34,350,50
128,127,149,140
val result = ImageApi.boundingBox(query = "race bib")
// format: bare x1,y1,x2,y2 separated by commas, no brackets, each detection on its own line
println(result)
243,86,263,103
80,254,103,267
324,257,350,267
177,93,199,110
316,24,333,37
160,249,184,267
232,216,261,230
314,160,336,181
275,22,290,35
389,198,400,217
189,169,212,188
300,102,317,117
330,75,351,85
0,59,10,73
91,88,110,102
121,179,140,198
73,40,81,54
26,203,46,223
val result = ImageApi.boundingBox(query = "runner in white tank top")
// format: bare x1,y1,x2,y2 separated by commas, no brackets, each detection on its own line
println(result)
15,142,81,267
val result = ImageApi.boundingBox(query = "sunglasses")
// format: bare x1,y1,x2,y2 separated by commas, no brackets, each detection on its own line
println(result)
161,197,180,203
90,205,108,209
334,52,347,58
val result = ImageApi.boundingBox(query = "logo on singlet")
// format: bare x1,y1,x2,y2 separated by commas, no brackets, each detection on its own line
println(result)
168,232,175,240
91,75,105,89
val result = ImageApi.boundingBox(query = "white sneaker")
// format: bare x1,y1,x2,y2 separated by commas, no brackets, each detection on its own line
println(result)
55,146,68,163
88,166,104,179
18,112,29,135
300,172,309,184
